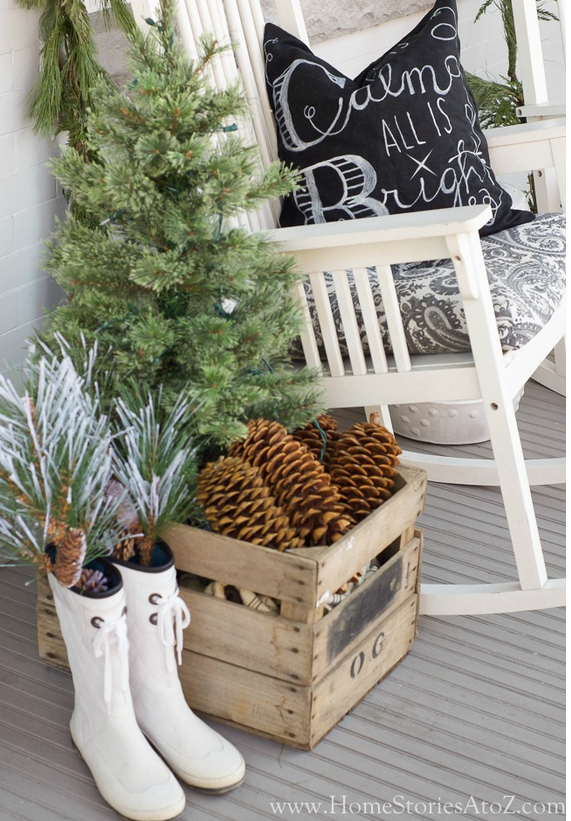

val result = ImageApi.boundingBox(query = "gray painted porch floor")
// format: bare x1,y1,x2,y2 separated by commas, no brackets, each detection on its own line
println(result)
0,380,565,821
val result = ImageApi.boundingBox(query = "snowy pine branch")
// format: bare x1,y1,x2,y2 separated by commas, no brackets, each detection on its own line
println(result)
112,390,199,562
0,345,125,574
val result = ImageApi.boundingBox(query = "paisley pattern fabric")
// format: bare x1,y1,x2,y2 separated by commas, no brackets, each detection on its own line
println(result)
296,212,566,357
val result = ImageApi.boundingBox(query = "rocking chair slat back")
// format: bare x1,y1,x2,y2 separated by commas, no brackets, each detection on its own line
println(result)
352,267,390,375
308,272,345,377
330,269,368,376
374,265,412,374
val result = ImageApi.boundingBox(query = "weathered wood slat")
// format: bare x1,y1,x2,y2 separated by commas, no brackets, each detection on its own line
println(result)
314,468,425,600
36,575,68,672
309,596,418,748
178,587,313,684
173,520,422,747
177,535,421,687
181,596,418,749
166,523,320,607
311,536,421,683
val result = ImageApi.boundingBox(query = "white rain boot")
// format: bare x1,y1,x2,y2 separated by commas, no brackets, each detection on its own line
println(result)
48,559,186,821
113,544,246,793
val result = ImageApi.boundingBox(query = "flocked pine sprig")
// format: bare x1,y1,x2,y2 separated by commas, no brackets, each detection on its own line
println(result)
32,332,117,416
0,509,48,568
111,389,199,565
0,346,126,585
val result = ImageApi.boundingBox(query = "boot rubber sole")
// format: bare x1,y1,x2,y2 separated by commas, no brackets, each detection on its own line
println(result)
143,732,245,794
70,733,185,820
186,775,245,795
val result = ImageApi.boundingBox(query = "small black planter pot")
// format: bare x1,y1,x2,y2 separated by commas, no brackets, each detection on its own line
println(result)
111,540,174,573
45,543,122,598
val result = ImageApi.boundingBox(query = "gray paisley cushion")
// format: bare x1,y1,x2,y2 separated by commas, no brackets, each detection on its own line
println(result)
297,212,566,357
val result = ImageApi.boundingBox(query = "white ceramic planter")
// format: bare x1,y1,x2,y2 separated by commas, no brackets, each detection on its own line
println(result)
390,390,524,445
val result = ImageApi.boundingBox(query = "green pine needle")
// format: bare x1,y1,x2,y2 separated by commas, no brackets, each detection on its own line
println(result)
41,0,323,454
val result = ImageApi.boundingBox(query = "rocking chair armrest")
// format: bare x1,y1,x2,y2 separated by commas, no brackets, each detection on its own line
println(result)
515,104,566,120
268,204,491,272
485,118,566,186
483,117,566,148
269,204,490,250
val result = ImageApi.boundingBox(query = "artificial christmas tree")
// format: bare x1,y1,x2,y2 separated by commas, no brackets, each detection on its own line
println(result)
41,0,321,452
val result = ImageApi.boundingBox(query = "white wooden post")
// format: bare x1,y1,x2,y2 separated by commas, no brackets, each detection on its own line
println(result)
557,0,566,58
511,0,562,211
274,0,310,43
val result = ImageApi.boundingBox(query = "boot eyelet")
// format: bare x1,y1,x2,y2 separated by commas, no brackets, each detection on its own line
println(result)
91,616,104,628
149,593,161,605
149,614,158,625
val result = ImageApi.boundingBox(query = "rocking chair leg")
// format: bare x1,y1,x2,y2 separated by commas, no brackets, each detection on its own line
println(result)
419,383,562,616
483,396,548,592
532,339,566,396
365,404,394,431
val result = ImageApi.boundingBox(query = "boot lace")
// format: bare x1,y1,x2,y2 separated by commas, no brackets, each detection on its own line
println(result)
92,610,130,712
154,589,191,671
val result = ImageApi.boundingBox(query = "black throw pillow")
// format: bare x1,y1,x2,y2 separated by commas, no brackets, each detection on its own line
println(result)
263,0,534,236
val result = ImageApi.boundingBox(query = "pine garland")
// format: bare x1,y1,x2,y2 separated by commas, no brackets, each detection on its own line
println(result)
16,0,135,157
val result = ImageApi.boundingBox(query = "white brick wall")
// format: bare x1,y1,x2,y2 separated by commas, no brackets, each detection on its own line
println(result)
0,2,65,378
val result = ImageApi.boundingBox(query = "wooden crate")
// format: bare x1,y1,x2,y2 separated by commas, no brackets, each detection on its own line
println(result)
37,575,69,672
165,463,426,749
37,464,426,749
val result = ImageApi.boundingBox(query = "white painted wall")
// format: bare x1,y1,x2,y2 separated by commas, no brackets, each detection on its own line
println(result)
0,0,65,381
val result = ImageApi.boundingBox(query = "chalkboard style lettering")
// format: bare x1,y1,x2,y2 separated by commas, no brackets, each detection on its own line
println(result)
264,0,534,237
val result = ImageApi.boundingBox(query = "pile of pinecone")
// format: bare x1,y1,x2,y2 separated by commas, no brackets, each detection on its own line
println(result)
197,415,402,551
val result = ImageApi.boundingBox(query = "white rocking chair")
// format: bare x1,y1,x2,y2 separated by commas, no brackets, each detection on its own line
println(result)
131,0,566,616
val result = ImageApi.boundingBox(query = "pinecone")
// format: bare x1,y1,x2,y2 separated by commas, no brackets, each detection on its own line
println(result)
292,414,341,470
106,479,139,529
78,568,109,595
204,581,279,612
329,422,402,523
197,456,304,551
228,418,288,463
230,419,353,546
49,527,87,588
112,524,142,562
